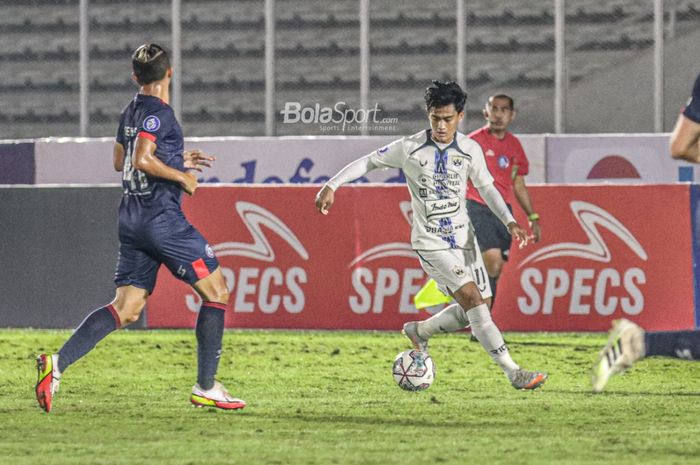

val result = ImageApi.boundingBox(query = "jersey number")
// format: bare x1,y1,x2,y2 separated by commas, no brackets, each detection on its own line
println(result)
123,139,150,193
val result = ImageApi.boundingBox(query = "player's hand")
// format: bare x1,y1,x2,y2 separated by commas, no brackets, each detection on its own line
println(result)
315,185,334,215
181,171,198,195
529,220,541,243
507,222,531,249
184,149,215,172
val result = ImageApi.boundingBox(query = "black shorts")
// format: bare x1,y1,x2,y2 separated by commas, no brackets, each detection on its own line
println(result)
467,199,513,261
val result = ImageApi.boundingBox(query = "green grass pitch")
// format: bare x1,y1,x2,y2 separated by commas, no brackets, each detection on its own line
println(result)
1,329,700,465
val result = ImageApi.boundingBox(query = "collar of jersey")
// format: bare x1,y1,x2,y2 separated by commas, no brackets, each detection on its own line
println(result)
410,129,469,156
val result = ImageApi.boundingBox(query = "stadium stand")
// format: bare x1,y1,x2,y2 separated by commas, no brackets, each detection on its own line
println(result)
1,0,699,137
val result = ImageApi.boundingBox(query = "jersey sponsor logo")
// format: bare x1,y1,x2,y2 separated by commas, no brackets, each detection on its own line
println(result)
419,159,428,167
425,197,460,219
143,115,161,132
517,201,647,317
425,223,464,235
485,149,495,157
497,155,510,169
452,265,465,278
378,146,389,155
205,244,215,258
452,157,463,168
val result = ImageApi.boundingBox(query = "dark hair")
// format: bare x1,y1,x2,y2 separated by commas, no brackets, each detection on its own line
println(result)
132,43,170,85
424,80,467,113
487,94,515,110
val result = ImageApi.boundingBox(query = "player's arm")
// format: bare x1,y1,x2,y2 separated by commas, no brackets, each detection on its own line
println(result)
316,138,406,215
113,143,125,172
133,137,197,195
513,175,541,242
315,155,378,215
670,113,700,163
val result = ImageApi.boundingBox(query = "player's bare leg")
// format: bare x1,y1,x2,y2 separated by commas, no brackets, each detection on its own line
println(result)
452,282,547,390
189,267,245,410
111,285,149,325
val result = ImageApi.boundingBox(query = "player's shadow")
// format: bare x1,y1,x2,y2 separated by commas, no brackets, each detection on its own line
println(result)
545,389,700,397
505,340,601,349
259,412,481,429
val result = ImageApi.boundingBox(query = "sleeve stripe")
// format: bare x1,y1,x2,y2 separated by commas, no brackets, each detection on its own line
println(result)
137,131,157,142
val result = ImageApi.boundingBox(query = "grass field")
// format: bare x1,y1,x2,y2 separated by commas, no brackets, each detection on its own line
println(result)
1,329,700,465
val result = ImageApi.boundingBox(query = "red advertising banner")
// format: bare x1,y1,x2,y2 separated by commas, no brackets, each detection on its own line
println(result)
148,185,428,330
147,184,696,331
495,184,695,331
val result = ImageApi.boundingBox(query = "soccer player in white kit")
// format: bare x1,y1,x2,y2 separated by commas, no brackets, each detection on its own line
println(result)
315,81,547,390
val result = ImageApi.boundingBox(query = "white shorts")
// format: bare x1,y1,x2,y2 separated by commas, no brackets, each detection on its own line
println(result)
415,246,492,299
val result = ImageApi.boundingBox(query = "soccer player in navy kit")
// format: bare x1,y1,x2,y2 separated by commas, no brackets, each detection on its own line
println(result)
591,70,700,392
35,44,245,412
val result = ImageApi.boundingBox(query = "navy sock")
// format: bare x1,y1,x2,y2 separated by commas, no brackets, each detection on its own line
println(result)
57,305,121,373
644,330,700,360
196,302,227,390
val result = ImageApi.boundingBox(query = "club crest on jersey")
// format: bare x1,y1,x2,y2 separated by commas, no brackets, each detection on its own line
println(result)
498,155,510,169
205,244,215,258
143,115,161,132
452,157,463,168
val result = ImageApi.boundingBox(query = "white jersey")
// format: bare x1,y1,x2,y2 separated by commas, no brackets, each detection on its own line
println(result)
369,130,494,251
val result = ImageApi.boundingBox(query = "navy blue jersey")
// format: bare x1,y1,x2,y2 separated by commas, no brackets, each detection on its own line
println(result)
116,94,185,217
683,71,700,124
113,93,219,292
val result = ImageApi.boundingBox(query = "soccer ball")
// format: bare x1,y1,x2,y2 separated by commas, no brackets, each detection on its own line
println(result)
392,349,435,391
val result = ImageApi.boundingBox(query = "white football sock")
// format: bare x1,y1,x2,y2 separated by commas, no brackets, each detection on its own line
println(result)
466,303,519,378
417,303,469,338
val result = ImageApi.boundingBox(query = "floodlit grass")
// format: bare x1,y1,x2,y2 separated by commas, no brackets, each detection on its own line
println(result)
1,329,699,465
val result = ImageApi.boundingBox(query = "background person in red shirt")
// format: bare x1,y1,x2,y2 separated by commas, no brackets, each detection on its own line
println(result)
466,94,541,306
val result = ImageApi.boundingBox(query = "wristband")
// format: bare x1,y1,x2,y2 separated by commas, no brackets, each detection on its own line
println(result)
528,213,540,221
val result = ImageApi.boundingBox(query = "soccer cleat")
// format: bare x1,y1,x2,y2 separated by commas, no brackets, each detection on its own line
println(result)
190,381,246,410
35,353,61,413
591,319,646,393
402,321,429,352
510,369,548,390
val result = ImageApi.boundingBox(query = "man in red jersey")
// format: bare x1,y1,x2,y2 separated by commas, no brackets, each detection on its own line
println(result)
466,94,540,305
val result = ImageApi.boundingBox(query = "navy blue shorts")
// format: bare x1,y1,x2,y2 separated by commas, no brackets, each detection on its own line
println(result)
467,199,513,261
114,209,219,294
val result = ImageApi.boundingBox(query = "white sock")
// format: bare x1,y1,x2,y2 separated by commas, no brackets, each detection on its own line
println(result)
466,303,519,378
417,303,469,338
